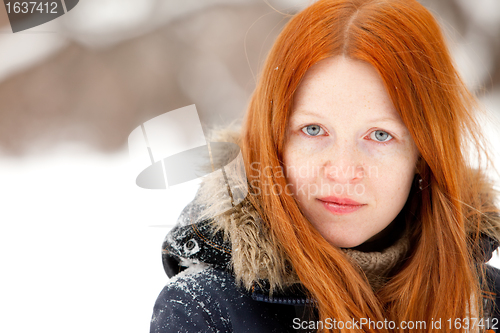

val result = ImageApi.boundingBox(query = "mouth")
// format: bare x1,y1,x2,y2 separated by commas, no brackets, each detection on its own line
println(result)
319,196,363,205
318,196,366,215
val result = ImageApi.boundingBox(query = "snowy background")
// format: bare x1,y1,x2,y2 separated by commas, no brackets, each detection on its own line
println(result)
0,0,499,332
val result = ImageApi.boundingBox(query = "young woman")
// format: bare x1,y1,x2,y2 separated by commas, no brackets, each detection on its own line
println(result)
150,0,500,332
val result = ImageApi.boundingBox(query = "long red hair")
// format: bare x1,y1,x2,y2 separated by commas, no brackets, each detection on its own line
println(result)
241,0,499,332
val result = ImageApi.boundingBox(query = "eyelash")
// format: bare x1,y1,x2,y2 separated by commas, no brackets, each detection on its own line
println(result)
300,124,394,145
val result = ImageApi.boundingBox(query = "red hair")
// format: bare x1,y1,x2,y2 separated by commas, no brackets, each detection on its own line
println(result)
241,0,499,332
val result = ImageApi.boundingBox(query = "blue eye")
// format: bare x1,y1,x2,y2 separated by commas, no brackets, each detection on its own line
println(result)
369,130,393,143
301,125,325,136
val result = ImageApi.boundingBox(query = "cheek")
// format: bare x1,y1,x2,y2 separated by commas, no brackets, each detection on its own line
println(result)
369,159,416,201
283,147,318,193
366,140,418,180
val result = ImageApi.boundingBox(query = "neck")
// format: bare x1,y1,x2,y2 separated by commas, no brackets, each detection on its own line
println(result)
340,212,411,291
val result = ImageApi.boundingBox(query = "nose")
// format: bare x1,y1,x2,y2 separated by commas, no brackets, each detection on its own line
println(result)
323,141,365,184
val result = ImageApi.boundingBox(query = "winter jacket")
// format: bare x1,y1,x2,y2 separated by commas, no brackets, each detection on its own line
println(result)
150,127,500,333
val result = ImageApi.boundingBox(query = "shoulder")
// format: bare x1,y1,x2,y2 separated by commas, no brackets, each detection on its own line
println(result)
151,266,237,333
150,265,300,333
484,264,500,331
155,265,248,309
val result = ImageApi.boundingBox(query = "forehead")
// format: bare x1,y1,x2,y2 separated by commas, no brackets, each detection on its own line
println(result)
291,56,400,122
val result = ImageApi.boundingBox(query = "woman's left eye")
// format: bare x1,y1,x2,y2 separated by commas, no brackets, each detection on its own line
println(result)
301,124,326,136
369,130,393,143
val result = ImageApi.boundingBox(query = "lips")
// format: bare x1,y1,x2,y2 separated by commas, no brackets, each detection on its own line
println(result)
318,196,365,215
318,196,363,206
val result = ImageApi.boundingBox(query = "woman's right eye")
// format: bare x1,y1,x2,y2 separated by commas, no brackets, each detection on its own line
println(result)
301,124,326,136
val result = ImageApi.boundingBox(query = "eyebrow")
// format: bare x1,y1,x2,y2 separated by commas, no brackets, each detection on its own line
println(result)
293,110,401,123
366,117,404,125
291,109,327,119
291,110,407,128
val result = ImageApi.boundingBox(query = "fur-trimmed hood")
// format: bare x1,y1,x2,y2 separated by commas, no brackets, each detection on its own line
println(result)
162,126,500,295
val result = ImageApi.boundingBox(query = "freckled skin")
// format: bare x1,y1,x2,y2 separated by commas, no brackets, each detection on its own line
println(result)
283,56,420,248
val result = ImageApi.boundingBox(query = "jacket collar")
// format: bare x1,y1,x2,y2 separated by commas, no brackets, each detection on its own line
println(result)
163,216,314,304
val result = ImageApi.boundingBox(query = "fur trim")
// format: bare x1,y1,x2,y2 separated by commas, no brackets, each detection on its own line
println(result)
183,125,500,293
190,124,300,293
463,167,500,239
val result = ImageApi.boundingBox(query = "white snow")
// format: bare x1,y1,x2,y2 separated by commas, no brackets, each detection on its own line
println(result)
0,143,198,333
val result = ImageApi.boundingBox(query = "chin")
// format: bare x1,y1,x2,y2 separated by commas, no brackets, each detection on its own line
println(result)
328,237,366,249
